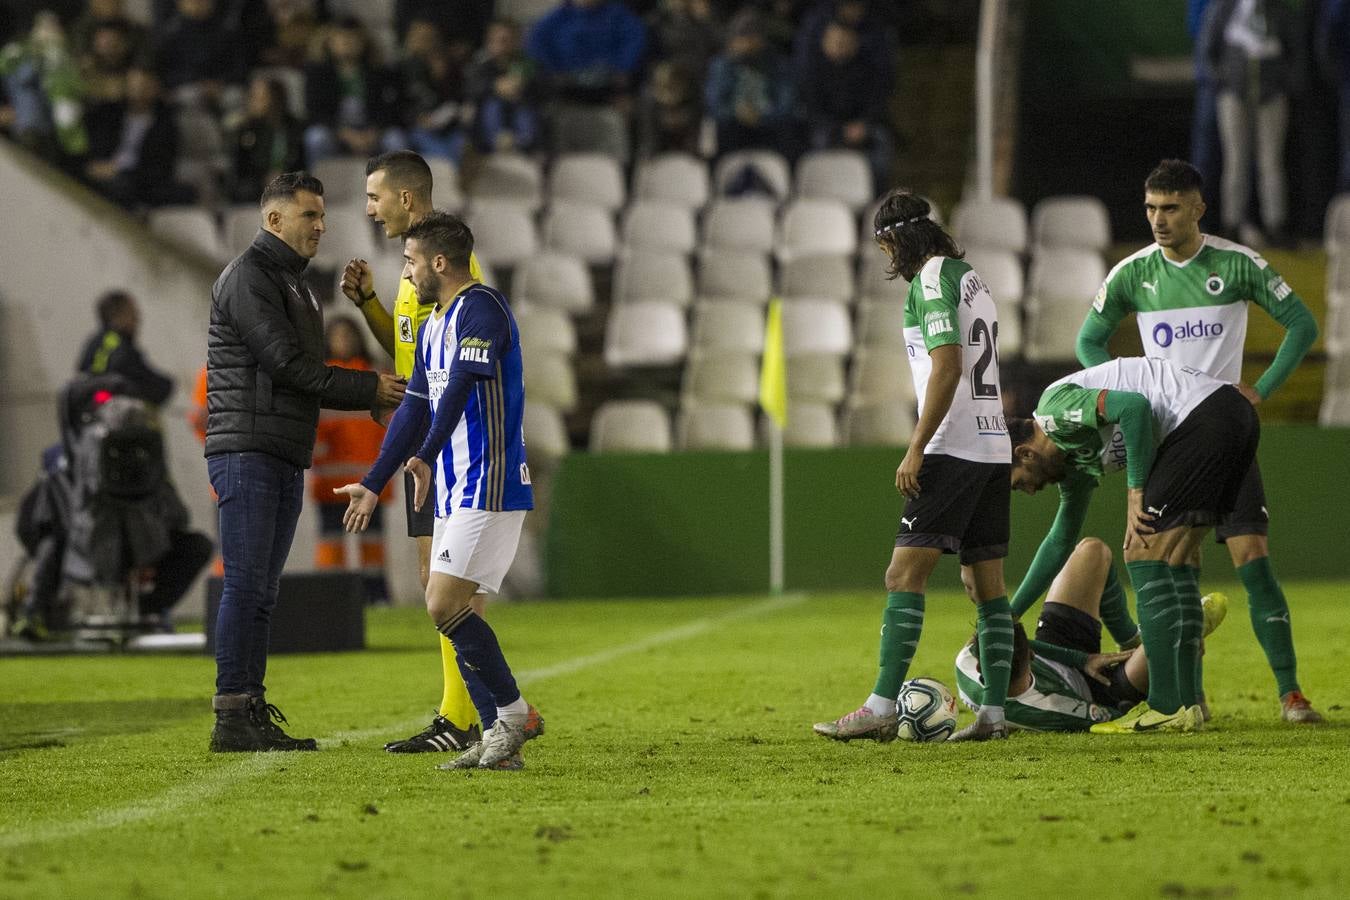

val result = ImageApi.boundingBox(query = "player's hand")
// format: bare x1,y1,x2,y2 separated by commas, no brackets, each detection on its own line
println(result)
1083,650,1134,685
405,457,431,511
1235,383,1262,407
895,447,923,499
1123,488,1155,552
334,483,378,533
374,372,406,409
340,258,374,306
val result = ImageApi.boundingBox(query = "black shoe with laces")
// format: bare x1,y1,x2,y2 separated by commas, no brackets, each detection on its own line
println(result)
249,697,318,751
384,714,482,753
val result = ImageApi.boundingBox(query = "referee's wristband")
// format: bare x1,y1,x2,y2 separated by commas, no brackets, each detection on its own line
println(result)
355,288,375,307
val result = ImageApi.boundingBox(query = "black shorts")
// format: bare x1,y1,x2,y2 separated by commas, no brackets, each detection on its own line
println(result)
894,454,1010,565
404,469,435,538
1035,603,1145,710
1215,460,1269,542
1143,386,1259,533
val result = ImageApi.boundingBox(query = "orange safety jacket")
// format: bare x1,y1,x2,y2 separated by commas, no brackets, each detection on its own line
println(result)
311,357,394,504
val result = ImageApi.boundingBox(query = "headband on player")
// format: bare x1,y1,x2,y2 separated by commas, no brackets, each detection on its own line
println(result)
874,215,927,237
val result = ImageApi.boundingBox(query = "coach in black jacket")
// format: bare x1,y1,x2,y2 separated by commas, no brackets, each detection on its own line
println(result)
205,171,405,753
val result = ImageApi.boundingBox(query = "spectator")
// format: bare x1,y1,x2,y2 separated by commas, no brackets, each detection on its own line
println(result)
397,0,492,48
83,65,193,207
302,17,406,163
154,0,244,101
311,317,392,604
76,290,175,406
0,12,88,159
705,10,795,158
526,0,648,105
230,73,304,202
400,19,471,163
72,0,149,63
636,59,702,156
466,18,541,154
1188,0,1222,203
800,19,894,185
646,0,722,77
1323,0,1350,192
793,0,895,85
256,0,323,70
79,19,136,106
1199,0,1305,246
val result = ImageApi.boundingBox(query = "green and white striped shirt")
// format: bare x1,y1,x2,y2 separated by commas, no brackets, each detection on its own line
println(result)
954,645,1118,732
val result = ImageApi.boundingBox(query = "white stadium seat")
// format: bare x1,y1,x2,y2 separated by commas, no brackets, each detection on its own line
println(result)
682,352,761,405
223,204,263,255
634,152,710,210
1320,355,1350,425
590,400,673,452
855,298,906,348
778,255,856,304
1022,248,1106,362
786,353,846,404
857,250,906,301
678,402,757,451
780,300,852,357
604,300,689,367
962,247,1026,305
515,305,577,357
615,251,694,306
778,401,839,448
844,403,916,447
796,149,873,211
1031,195,1112,252
778,198,857,262
621,201,697,255
691,302,765,354
702,198,777,254
148,206,229,264
513,252,595,314
522,403,570,467
542,201,617,264
465,200,538,267
312,156,368,205
848,347,917,408
714,149,792,203
550,153,627,212
522,351,578,411
698,250,772,303
467,152,544,210
1324,193,1350,254
952,196,1029,254
312,201,380,272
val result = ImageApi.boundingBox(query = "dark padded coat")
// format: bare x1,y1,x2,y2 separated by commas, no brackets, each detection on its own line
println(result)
205,230,378,468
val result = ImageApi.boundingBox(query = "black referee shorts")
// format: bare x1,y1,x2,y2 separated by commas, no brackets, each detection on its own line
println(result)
404,469,434,538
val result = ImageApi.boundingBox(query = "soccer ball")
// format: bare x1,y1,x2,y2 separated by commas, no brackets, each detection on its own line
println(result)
895,677,958,742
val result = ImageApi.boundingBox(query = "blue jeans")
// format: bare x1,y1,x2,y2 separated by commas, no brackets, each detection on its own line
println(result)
208,451,304,697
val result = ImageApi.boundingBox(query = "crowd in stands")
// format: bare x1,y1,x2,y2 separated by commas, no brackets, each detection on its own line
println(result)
0,0,900,210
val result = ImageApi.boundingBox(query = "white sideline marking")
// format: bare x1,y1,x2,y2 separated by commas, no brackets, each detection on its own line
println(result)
0,593,805,849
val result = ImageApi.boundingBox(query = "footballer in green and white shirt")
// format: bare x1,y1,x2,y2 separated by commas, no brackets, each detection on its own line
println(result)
1075,159,1323,725
1010,357,1259,733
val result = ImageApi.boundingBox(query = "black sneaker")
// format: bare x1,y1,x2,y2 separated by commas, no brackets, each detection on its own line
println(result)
249,698,318,751
210,707,269,753
384,714,482,753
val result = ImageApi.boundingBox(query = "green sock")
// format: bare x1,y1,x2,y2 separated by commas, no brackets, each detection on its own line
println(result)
1170,564,1203,708
872,592,924,700
975,597,1014,710
1238,557,1300,697
1126,560,1182,714
1099,563,1140,648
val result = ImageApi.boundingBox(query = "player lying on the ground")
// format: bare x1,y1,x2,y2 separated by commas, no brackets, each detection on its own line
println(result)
1009,357,1259,734
956,537,1227,732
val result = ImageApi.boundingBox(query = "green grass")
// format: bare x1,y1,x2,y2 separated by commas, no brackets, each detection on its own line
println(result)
3,581,1350,899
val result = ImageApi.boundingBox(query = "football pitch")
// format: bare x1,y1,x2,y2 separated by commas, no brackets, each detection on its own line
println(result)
3,581,1349,899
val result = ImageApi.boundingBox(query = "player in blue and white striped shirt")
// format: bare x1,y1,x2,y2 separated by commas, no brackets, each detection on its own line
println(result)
336,212,539,770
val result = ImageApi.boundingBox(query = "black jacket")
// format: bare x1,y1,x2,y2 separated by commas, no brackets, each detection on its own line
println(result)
76,328,175,405
205,230,378,468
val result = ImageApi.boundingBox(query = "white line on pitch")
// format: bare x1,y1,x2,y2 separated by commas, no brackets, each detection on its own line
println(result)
0,593,806,850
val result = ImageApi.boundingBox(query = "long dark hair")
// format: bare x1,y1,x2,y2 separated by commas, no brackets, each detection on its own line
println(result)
873,189,962,282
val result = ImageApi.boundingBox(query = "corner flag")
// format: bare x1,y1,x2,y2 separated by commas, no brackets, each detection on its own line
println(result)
759,298,788,429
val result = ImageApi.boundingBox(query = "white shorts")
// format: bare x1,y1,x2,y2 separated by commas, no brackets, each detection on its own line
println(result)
430,509,527,594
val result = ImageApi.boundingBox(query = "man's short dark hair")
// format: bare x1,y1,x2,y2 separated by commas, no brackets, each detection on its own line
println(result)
259,171,324,208
1145,159,1204,196
1007,416,1036,450
405,211,474,269
96,290,134,328
873,188,962,282
366,150,433,201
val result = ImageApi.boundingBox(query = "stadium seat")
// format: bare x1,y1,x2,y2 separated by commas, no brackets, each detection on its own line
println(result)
1324,193,1350,254
1031,196,1112,252
786,353,847,403
542,201,617,264
963,247,1026,305
1324,295,1350,358
778,199,857,262
857,250,906,301
1327,254,1350,297
313,157,368,206
549,105,630,161
615,251,695,306
522,402,570,467
779,255,856,304
604,300,689,367
702,198,777,254
691,302,765,354
843,403,916,447
252,65,306,117
515,305,577,356
678,402,757,451
1023,248,1106,362
780,300,852,356
777,401,839,448
467,152,544,210
465,200,539,267
951,196,1029,254
550,153,627,212
795,149,874,211
590,400,673,452
621,201,697,255
223,204,263,255
312,201,380,272
633,152,710,210
148,207,229,264
855,298,905,348
848,347,917,408
513,252,595,314
682,352,761,405
522,350,578,411
698,250,772,303
425,156,464,210
1319,355,1350,425
713,149,792,203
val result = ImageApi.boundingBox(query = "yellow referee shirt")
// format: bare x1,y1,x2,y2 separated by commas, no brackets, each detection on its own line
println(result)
391,252,483,379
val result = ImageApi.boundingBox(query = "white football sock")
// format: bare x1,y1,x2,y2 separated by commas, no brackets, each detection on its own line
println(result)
865,693,897,716
975,705,1005,725
496,697,529,727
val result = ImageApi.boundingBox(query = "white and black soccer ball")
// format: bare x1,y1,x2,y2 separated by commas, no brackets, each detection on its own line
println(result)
896,677,958,742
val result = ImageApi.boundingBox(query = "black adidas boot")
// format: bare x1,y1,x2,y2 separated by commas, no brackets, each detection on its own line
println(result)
249,696,318,751
209,693,268,752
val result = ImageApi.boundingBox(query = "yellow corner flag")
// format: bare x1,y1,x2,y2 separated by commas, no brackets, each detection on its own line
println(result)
759,297,788,429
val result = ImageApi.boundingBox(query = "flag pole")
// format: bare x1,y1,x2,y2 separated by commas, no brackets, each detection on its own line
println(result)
759,297,789,596
769,422,784,595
